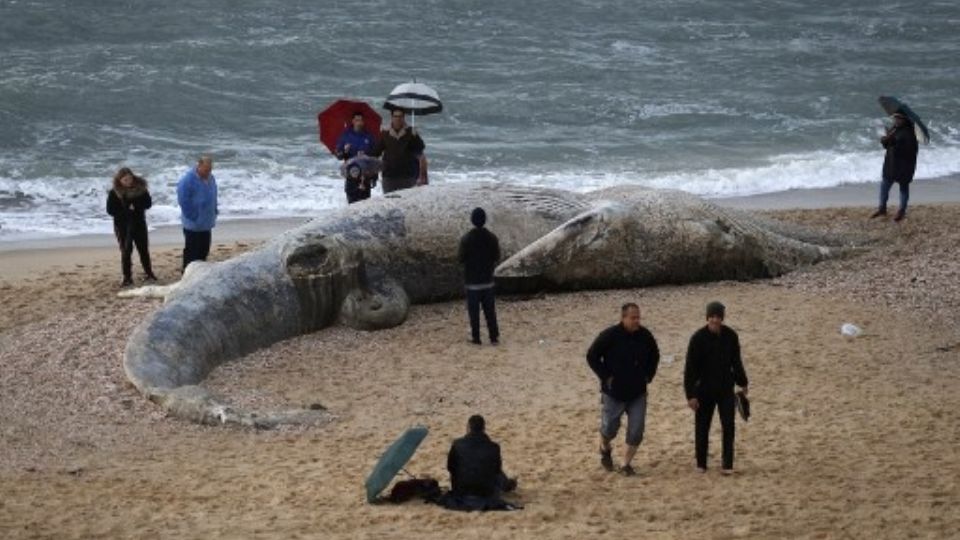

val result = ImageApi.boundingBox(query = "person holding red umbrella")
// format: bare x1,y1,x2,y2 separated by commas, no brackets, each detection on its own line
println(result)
317,100,382,205
335,111,377,203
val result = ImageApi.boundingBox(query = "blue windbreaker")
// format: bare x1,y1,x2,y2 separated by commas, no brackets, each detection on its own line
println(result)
335,129,375,160
177,167,218,231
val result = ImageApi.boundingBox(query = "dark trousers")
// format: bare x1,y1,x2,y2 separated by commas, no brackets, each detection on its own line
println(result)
695,392,736,470
345,178,372,204
182,229,212,272
381,176,416,194
115,223,152,279
466,287,499,343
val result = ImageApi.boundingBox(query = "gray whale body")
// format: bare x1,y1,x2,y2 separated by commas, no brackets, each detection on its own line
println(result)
123,182,845,427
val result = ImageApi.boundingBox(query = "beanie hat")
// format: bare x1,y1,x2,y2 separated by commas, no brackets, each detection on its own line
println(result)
470,207,487,228
706,301,726,319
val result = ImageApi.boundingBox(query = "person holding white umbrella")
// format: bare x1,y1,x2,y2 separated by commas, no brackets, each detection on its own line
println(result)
371,82,442,194
371,109,428,193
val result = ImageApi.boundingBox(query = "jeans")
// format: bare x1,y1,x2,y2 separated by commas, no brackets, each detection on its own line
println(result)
695,392,737,470
183,229,212,271
879,177,910,214
466,287,499,343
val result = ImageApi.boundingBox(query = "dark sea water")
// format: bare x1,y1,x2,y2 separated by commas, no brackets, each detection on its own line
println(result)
1,0,958,239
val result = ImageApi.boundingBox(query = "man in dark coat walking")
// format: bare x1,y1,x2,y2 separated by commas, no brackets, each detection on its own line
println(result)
684,301,749,474
458,207,501,345
871,112,919,222
586,303,660,476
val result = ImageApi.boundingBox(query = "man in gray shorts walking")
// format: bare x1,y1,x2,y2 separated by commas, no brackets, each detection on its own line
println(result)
586,303,661,476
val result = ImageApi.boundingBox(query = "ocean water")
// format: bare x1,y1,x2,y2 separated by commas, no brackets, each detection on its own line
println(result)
1,0,958,240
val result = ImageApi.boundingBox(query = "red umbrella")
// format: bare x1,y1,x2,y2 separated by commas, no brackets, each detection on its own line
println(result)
317,99,382,156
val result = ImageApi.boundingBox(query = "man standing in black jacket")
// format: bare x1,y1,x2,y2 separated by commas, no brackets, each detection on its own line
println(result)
586,303,660,476
684,301,749,474
458,207,501,345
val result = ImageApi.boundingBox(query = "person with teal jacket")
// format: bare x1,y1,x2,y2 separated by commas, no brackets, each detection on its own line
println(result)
177,155,218,271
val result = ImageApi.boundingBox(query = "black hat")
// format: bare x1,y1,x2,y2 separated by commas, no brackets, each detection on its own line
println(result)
706,301,725,319
470,207,486,228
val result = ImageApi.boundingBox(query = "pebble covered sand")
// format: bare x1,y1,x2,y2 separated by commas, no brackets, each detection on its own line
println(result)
1,206,958,539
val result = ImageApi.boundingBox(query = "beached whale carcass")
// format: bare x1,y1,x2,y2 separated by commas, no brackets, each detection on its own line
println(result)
123,182,845,427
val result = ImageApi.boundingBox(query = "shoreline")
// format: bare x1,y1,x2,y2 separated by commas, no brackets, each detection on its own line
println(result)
2,175,959,281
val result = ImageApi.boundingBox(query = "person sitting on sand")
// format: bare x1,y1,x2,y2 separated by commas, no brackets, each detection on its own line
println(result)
586,303,660,476
106,167,157,287
447,415,517,499
684,301,749,475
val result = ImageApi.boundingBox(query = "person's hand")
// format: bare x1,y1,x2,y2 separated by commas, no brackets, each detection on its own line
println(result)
128,204,134,211
740,386,748,397
343,143,352,154
687,398,699,411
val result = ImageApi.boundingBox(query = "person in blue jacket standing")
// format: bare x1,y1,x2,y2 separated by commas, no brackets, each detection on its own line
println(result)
335,112,376,204
177,155,218,271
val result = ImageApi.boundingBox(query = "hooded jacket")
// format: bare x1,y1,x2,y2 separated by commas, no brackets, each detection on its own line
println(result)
106,177,152,229
882,121,919,184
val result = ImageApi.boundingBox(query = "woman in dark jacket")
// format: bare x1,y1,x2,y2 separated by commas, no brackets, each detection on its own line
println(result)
871,113,919,222
106,167,156,286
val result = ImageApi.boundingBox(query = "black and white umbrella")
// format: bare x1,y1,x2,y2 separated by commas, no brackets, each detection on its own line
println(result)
383,82,442,127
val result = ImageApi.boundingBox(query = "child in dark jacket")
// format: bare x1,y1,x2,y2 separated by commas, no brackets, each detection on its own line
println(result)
106,167,156,286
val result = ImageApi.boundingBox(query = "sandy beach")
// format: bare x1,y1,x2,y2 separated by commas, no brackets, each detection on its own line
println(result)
1,187,959,539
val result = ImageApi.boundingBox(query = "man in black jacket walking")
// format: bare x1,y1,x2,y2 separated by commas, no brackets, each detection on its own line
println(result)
684,301,749,474
586,303,660,476
458,207,500,345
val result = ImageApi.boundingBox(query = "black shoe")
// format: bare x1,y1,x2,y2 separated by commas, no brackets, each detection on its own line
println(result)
869,209,887,219
600,448,614,471
490,338,499,346
469,338,481,345
620,464,636,476
121,277,133,287
894,211,906,222
144,273,158,282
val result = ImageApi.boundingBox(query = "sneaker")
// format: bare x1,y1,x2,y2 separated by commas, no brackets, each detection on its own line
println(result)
144,273,158,282
869,209,887,219
469,338,481,346
893,211,906,222
490,338,499,346
599,448,614,471
696,467,707,474
721,468,735,476
619,464,636,476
